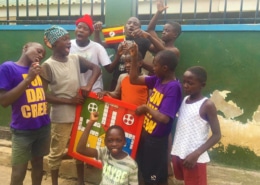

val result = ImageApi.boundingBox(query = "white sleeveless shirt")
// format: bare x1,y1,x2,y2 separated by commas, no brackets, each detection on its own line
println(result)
171,96,210,163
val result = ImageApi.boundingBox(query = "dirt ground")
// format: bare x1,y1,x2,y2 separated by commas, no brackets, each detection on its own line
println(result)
0,163,260,185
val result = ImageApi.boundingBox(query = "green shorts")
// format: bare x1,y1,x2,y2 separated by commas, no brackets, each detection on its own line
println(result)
11,124,51,165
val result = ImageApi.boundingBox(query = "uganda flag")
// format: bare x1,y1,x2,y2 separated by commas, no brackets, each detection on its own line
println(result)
102,26,125,44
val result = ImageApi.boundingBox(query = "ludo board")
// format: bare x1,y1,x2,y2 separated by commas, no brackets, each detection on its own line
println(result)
68,92,144,168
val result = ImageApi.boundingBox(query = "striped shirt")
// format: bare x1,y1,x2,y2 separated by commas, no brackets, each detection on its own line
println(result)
98,147,138,185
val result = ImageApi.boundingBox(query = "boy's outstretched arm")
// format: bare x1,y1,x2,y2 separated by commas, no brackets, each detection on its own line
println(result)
183,100,221,169
77,112,99,158
135,29,165,53
96,80,121,100
129,43,146,85
147,0,168,39
104,41,125,73
93,21,107,47
105,73,125,99
135,104,170,124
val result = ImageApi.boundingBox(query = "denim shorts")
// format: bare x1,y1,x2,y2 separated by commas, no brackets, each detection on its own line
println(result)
11,124,51,165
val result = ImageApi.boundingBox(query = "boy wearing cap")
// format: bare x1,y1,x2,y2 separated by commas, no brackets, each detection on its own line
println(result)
0,42,50,185
41,25,101,185
70,14,119,92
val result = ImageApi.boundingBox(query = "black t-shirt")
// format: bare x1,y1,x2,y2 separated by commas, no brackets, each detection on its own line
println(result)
110,37,151,91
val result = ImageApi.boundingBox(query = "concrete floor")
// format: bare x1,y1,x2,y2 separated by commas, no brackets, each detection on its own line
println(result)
1,139,260,185
1,163,260,185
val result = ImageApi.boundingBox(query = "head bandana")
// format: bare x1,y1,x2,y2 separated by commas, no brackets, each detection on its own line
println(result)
44,25,68,45
75,14,94,34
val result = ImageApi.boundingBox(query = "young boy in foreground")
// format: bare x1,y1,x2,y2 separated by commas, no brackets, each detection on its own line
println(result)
77,112,138,185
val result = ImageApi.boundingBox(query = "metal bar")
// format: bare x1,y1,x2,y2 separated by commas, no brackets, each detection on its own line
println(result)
36,0,39,20
255,0,260,23
180,0,183,21
223,0,227,24
26,0,29,20
58,0,60,19
239,0,244,24
208,0,212,24
6,0,9,24
163,0,167,21
194,0,197,24
47,0,50,18
101,0,105,23
91,0,94,16
16,0,19,22
149,0,153,19
68,0,71,18
80,0,83,16
135,0,139,17
4,17,260,25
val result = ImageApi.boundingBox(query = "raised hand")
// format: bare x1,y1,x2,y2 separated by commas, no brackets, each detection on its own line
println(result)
94,21,103,32
129,42,138,57
90,111,99,122
157,0,168,13
27,58,41,82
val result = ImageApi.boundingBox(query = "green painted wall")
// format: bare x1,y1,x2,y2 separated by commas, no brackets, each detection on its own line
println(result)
1,29,260,171
105,0,134,27
175,31,260,123
174,31,260,170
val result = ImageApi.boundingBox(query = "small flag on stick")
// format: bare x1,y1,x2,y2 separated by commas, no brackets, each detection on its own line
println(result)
102,26,125,44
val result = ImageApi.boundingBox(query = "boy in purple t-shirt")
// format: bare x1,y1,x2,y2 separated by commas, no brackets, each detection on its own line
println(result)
129,42,182,185
0,42,50,185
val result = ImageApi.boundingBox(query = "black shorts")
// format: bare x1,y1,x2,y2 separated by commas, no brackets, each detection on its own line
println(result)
136,130,168,184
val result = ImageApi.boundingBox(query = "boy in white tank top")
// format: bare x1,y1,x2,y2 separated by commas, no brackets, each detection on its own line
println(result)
171,66,221,185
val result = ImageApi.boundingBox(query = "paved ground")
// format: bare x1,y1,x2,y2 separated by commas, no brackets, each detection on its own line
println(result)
1,139,260,185
1,162,260,185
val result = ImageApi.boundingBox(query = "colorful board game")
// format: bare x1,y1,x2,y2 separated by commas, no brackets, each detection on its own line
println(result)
68,92,144,169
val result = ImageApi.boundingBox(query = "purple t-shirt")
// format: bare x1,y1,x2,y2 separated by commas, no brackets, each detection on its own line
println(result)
144,75,182,137
0,61,50,130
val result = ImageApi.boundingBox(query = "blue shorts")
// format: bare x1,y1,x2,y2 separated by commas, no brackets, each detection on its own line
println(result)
11,124,51,165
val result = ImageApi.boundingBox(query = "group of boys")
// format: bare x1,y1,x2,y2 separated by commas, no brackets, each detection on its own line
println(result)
0,0,221,185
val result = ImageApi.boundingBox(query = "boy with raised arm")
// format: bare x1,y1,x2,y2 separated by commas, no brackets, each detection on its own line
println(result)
77,112,138,185
129,43,182,185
